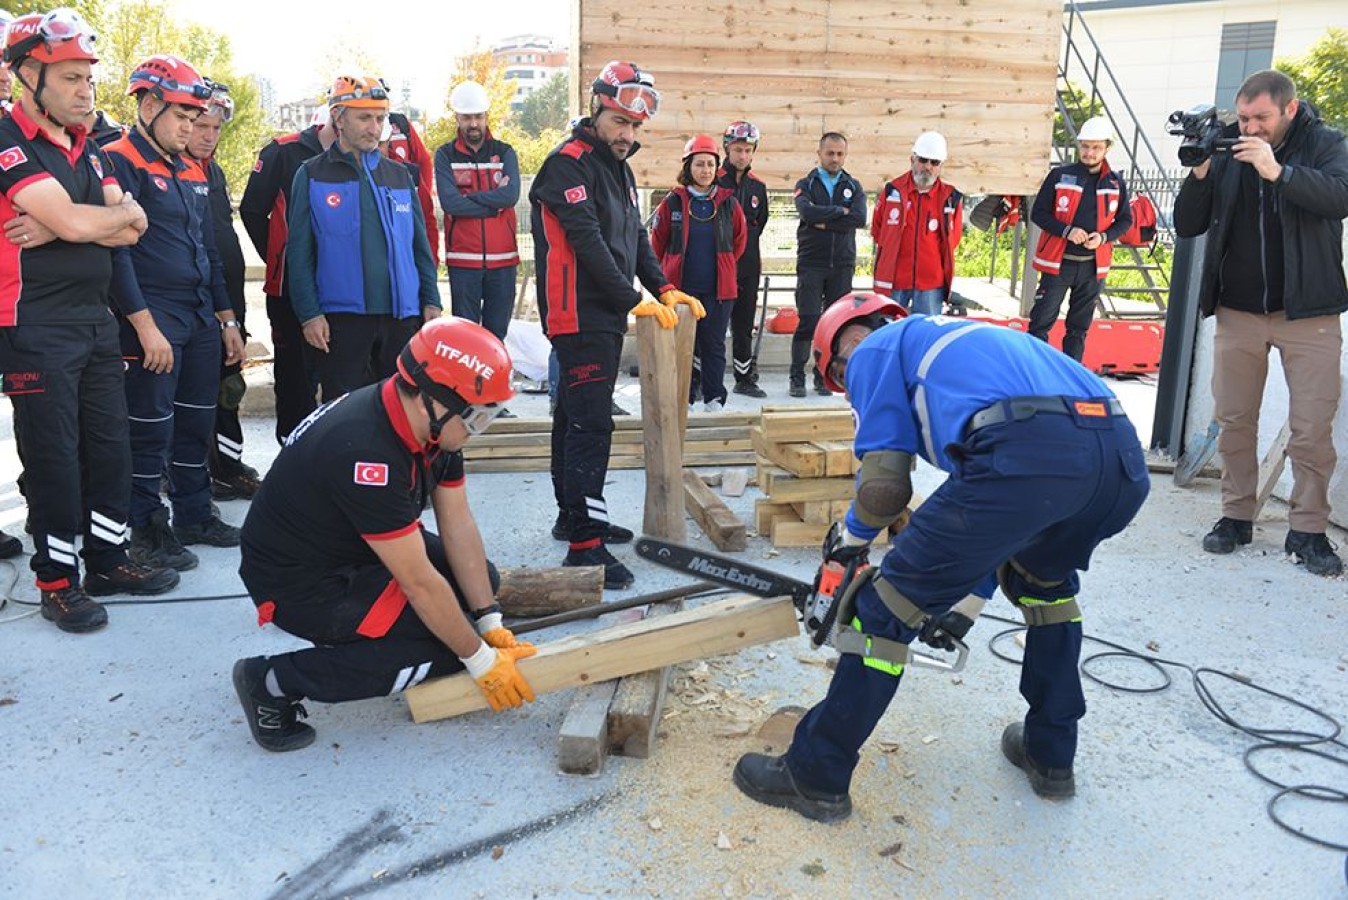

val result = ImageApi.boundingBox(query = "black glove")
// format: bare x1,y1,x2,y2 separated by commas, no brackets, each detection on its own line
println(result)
822,521,869,566
918,610,975,652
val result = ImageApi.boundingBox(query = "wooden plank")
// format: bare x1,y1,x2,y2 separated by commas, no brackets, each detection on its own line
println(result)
405,595,800,723
1253,421,1292,519
812,441,858,477
751,426,826,478
763,473,855,504
754,499,795,534
482,412,756,435
791,500,850,526
682,469,747,552
721,469,750,498
607,598,686,759
636,315,686,541
465,450,757,475
466,425,750,451
758,411,856,444
557,681,620,775
675,306,696,439
771,517,831,548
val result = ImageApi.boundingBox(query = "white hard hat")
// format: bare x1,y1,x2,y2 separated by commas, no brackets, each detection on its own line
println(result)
450,80,490,115
1078,116,1112,143
912,131,948,161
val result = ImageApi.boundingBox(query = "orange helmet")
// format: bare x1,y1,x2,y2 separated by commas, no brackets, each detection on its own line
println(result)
590,61,659,120
682,134,720,163
812,291,907,393
128,55,210,110
397,318,514,440
4,8,98,66
328,75,388,111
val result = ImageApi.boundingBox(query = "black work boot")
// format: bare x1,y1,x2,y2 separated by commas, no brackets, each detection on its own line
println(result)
563,544,634,590
1001,722,1075,799
787,375,806,399
41,584,109,634
174,513,241,548
812,370,831,396
1284,530,1343,577
84,560,179,597
1201,517,1253,554
0,529,21,560
732,753,853,823
232,657,316,753
130,508,198,571
551,512,634,545
733,379,767,399
211,465,263,501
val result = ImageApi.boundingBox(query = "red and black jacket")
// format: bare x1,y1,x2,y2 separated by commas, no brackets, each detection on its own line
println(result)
528,121,673,337
870,173,962,296
716,165,769,278
433,130,520,270
1031,160,1130,278
649,185,747,301
239,124,325,297
385,112,440,268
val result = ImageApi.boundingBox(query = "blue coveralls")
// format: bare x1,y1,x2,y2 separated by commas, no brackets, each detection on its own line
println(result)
785,316,1150,794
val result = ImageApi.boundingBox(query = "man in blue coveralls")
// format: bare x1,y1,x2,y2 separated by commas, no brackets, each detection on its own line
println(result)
733,291,1150,821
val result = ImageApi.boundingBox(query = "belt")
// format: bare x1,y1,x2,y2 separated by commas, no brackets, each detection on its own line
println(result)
965,395,1125,436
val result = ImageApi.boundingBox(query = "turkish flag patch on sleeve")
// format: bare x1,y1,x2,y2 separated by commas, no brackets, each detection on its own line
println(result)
564,185,588,204
353,461,390,486
0,146,29,171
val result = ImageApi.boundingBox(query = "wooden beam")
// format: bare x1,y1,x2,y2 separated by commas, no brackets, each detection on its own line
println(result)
812,441,859,476
637,315,686,541
607,598,685,759
675,306,696,439
682,469,747,552
758,410,856,443
762,472,856,504
754,499,796,534
496,566,604,618
405,595,799,723
751,426,826,477
557,681,619,775
465,450,755,474
771,517,831,548
1254,420,1292,519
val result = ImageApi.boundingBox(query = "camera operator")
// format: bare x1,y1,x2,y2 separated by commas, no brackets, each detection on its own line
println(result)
1174,69,1348,577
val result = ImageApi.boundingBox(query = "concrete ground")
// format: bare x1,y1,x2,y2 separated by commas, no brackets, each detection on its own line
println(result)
2,311,1346,899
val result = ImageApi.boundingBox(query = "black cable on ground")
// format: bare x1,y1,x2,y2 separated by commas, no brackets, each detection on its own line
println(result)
979,610,1346,853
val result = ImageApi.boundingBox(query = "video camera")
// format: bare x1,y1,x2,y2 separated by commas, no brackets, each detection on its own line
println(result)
1167,104,1239,167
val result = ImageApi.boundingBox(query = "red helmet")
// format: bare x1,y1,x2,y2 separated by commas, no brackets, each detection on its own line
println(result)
812,291,907,393
682,134,720,163
723,120,760,148
591,60,659,120
397,318,514,438
128,55,210,110
4,8,98,66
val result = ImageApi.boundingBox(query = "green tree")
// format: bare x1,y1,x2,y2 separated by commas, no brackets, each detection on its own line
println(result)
1054,80,1104,148
1278,28,1348,132
516,72,568,138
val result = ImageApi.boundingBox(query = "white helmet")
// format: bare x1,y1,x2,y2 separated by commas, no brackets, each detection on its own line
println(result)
450,80,490,115
1078,116,1112,143
912,131,948,162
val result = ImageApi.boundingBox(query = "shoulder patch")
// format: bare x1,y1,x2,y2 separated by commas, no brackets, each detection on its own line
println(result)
559,140,589,160
253,157,263,173
276,132,302,145
354,461,389,486
0,146,28,171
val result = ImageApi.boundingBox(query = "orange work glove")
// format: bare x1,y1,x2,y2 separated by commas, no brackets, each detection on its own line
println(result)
660,289,706,320
461,643,538,712
474,606,534,651
631,296,678,329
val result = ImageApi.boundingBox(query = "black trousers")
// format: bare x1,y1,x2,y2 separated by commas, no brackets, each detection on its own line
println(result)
0,319,131,587
315,313,421,403
262,530,499,704
212,299,248,479
1028,258,1102,363
550,330,623,545
791,264,854,378
266,294,317,445
730,271,761,384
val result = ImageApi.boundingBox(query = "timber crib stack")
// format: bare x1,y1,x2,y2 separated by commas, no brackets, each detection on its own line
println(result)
751,407,859,548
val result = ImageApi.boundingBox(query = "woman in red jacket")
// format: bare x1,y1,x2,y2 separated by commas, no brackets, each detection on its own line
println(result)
651,135,747,410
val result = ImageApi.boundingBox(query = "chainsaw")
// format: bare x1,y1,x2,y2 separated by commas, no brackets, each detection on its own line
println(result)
634,537,967,673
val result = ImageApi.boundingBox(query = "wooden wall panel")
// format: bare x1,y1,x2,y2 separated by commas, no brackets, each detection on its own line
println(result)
576,0,1061,195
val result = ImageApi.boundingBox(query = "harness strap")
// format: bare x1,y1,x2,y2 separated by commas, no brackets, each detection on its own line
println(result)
1009,595,1083,627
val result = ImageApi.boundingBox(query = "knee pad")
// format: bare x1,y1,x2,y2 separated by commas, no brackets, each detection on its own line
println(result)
218,372,247,411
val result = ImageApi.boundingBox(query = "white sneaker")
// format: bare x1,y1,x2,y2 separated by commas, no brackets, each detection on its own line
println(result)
703,399,724,413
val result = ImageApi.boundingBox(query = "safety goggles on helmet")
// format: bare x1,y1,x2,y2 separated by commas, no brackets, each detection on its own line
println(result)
594,80,660,119
5,8,97,64
459,402,507,437
204,80,234,121
134,71,212,101
724,121,760,145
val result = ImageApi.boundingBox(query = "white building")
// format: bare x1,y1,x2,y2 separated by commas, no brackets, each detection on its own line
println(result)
491,34,567,112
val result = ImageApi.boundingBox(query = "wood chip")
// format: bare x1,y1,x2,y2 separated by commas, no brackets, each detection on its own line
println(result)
878,841,904,858
490,846,504,861
877,740,901,754
921,734,939,745
1146,640,1161,652
648,816,664,831
716,831,733,850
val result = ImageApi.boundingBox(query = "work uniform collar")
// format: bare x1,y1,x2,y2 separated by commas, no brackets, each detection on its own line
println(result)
380,378,425,456
575,120,642,165
454,126,494,157
12,101,89,162
129,126,187,172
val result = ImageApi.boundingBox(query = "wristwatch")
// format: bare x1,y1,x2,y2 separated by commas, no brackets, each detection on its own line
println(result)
221,320,241,329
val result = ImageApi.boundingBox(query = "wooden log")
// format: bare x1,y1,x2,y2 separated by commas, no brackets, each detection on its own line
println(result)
557,681,620,775
682,469,747,552
751,426,826,477
496,566,604,617
607,598,686,759
636,315,686,541
405,594,799,723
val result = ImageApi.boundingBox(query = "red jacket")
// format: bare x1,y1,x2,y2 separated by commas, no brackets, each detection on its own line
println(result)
434,130,521,270
870,174,962,295
649,186,747,301
384,112,440,267
1031,160,1127,278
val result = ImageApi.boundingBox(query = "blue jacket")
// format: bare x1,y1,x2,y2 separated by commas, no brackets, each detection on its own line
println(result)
287,143,439,322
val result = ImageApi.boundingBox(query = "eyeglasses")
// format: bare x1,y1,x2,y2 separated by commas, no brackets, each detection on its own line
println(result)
914,155,942,166
725,122,760,144
460,402,506,436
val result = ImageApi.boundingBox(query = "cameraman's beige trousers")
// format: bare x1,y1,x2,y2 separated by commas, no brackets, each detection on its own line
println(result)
1213,306,1342,532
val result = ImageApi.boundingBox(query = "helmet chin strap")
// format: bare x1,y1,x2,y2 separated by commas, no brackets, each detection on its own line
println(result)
137,94,175,157
16,65,65,129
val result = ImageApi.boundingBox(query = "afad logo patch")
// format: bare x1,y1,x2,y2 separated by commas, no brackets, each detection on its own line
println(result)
0,146,28,171
88,154,104,179
564,185,588,204
152,176,169,192
354,461,389,486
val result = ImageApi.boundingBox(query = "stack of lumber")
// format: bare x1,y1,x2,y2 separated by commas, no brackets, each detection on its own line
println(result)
751,407,859,548
462,413,757,474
